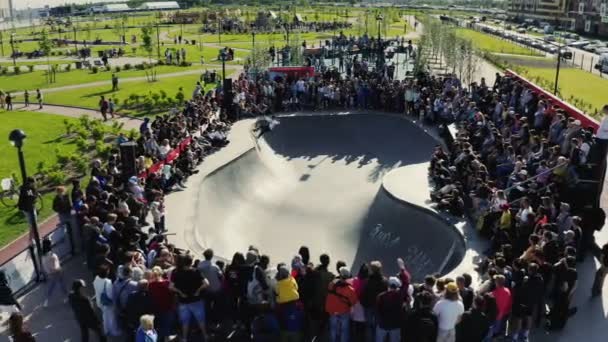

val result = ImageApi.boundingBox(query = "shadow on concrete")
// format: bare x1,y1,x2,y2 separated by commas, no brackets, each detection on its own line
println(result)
262,114,438,182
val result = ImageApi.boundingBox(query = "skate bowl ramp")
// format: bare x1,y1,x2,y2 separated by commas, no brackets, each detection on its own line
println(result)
190,114,466,280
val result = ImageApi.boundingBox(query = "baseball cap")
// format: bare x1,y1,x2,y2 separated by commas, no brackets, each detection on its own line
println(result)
388,276,402,288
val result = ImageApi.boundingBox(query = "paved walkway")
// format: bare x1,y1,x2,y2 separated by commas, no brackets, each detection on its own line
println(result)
14,104,143,130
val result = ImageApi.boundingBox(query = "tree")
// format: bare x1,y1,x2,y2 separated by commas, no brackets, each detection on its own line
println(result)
39,30,53,84
140,25,156,82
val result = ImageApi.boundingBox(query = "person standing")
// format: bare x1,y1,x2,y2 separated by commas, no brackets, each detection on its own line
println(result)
361,260,387,341
375,277,404,342
488,275,512,339
41,239,67,307
432,282,464,342
325,267,357,342
36,89,43,109
111,74,119,91
5,92,13,110
93,265,121,337
455,295,490,342
0,270,22,312
592,243,608,297
53,186,73,232
69,279,107,342
170,254,210,341
24,90,30,107
17,177,38,229
108,98,115,119
135,315,158,342
403,291,437,342
8,312,36,342
99,96,109,121
198,248,224,325
126,280,155,340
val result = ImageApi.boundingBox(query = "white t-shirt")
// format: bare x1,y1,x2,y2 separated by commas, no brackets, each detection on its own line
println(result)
42,252,60,274
433,298,464,330
597,116,608,140
93,276,113,308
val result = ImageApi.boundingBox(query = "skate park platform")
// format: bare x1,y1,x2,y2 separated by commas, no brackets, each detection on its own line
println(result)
185,113,482,280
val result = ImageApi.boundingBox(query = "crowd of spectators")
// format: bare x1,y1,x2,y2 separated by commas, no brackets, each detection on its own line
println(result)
4,47,608,342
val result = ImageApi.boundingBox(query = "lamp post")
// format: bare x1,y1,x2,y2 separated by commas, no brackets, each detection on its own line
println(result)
220,50,227,82
72,25,77,52
9,32,16,68
218,17,222,45
545,40,564,95
9,129,43,282
252,30,256,70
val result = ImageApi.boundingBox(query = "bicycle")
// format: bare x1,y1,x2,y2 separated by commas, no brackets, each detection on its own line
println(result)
0,177,44,212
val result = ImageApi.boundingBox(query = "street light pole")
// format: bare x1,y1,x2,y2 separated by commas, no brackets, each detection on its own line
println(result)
9,33,16,68
73,26,77,52
554,49,562,95
218,18,222,45
252,31,256,70
221,51,226,82
9,129,43,282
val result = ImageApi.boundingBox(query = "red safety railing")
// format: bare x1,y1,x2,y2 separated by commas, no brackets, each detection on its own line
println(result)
504,69,599,132
138,136,194,179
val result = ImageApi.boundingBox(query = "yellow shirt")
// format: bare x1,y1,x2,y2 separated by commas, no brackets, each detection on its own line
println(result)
499,210,512,230
276,276,299,304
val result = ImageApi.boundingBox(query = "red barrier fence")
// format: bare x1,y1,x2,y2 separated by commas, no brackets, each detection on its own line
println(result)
505,69,599,132
138,136,193,179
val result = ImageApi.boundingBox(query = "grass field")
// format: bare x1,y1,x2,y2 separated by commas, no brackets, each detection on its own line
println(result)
0,64,206,93
40,73,219,117
518,67,608,115
0,111,80,246
455,29,542,56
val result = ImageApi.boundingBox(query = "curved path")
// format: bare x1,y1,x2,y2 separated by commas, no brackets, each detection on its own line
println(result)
13,104,142,130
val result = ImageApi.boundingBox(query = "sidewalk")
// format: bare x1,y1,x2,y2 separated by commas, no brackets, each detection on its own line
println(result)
14,104,143,130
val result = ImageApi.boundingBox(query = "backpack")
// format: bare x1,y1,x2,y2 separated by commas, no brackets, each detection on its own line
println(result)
100,282,113,306
247,266,264,305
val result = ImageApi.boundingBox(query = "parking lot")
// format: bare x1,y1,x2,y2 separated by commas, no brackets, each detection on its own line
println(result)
462,19,608,76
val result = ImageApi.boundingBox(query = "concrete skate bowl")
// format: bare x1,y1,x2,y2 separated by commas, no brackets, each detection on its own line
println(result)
190,113,466,281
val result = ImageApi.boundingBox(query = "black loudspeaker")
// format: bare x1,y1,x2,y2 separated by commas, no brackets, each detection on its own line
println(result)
223,78,233,95
223,78,235,120
120,142,138,180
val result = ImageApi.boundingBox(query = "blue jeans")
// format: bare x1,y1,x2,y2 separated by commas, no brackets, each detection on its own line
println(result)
364,308,377,342
329,313,350,342
376,327,400,342
46,271,67,299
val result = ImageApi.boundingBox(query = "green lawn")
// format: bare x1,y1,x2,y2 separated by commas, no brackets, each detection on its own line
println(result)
40,72,220,117
455,29,542,56
0,64,204,93
0,111,80,246
517,67,608,115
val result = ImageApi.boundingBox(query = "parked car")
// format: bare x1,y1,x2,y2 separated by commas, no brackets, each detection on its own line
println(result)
559,48,573,59
583,44,602,53
595,53,608,73
569,40,590,48
544,35,556,42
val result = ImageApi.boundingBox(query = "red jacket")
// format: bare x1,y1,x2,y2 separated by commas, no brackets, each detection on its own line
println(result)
325,279,358,315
